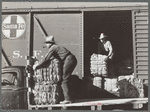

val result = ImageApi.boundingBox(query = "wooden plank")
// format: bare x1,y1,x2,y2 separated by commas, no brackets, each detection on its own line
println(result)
135,16,148,20
137,61,148,65
135,25,148,29
137,65,148,70
136,52,148,56
137,70,148,74
2,5,148,14
28,12,34,57
28,98,148,108
135,20,148,24
136,39,148,42
135,33,148,38
136,56,148,60
2,9,81,13
136,43,148,47
132,10,137,82
137,74,148,79
137,69,148,71
135,12,148,16
81,12,84,77
136,48,148,52
135,29,148,33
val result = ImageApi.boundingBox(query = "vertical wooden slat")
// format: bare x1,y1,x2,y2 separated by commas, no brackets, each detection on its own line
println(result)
27,11,32,108
132,11,137,78
28,11,34,57
81,11,84,77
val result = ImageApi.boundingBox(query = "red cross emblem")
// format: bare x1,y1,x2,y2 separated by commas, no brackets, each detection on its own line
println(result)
2,15,26,39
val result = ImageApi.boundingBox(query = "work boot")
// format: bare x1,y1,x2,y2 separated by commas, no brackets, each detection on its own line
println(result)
60,100,73,104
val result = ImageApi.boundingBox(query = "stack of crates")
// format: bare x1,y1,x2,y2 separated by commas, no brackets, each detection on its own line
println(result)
32,59,61,105
90,54,107,88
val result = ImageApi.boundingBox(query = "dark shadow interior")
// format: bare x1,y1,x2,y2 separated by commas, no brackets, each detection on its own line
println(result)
84,11,133,78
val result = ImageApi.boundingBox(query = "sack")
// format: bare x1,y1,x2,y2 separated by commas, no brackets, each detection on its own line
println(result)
32,58,62,105
117,76,144,98
90,54,108,76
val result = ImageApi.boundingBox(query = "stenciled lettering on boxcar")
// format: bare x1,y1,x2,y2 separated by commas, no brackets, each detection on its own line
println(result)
2,15,26,39
12,50,43,59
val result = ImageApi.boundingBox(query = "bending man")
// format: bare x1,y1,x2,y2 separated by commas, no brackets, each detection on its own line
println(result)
33,35,77,104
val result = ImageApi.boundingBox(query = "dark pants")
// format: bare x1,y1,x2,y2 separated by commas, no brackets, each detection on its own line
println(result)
61,54,77,100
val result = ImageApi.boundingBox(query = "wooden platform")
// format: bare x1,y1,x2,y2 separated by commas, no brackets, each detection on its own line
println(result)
28,97,148,110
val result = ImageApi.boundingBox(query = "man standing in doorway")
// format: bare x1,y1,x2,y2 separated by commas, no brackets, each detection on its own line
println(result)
98,33,114,77
33,35,77,104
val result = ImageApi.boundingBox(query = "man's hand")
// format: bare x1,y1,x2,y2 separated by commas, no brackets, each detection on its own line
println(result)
33,63,38,70
104,56,109,62
25,65,33,73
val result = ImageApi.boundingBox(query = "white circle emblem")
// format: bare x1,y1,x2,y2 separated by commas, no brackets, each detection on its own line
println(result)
2,15,26,39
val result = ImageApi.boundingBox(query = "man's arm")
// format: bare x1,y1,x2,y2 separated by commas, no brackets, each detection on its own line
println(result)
35,45,56,69
107,41,113,59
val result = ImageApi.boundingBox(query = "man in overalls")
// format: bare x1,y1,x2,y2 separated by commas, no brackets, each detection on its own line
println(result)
98,33,114,77
33,35,77,104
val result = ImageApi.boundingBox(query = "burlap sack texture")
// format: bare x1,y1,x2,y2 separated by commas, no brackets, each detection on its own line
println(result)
32,59,61,105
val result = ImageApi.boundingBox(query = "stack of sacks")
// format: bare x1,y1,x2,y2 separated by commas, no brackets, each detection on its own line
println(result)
90,54,107,76
33,58,61,105
104,78,118,92
117,74,144,98
93,77,102,88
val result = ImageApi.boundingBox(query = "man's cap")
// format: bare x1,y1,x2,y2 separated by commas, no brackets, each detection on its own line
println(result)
99,33,107,39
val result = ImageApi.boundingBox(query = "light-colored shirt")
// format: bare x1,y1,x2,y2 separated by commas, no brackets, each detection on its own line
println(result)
103,41,113,59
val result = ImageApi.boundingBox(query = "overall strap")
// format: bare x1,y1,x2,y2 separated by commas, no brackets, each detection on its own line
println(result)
97,41,109,55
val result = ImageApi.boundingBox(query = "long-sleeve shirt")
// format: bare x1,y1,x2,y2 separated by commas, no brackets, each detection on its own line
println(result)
103,41,113,59
36,44,70,69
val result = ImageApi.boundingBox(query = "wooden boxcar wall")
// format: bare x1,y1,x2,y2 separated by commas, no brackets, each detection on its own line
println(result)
132,6,148,80
1,4,149,81
33,12,83,79
1,13,29,67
